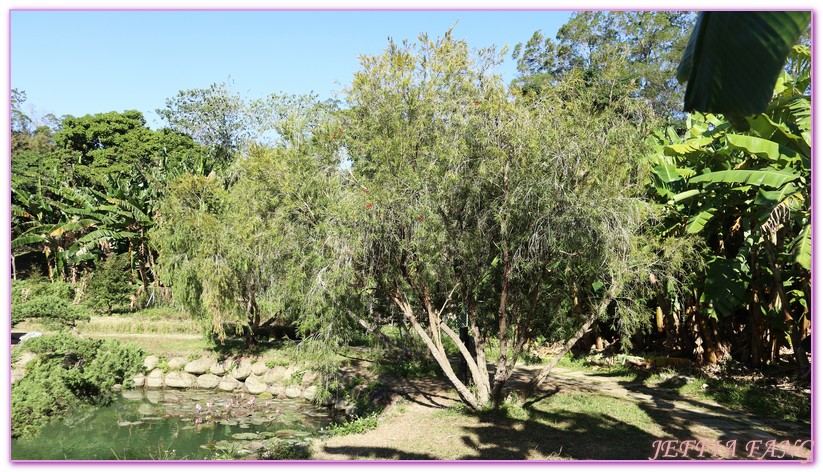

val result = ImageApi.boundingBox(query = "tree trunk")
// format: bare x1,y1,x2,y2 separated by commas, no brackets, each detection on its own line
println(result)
392,292,483,410
491,160,512,409
467,299,491,404
518,281,617,403
750,288,763,367
763,238,810,378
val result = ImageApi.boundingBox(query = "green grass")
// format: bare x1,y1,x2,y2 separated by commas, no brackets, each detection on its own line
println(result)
669,376,811,424
556,353,641,381
536,392,661,429
77,310,200,336
425,391,663,460
563,353,811,425
323,412,381,436
83,333,211,359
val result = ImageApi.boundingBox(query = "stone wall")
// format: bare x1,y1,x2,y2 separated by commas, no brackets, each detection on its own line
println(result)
132,356,320,403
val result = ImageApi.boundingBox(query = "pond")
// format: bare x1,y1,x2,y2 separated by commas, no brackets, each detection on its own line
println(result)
11,389,336,460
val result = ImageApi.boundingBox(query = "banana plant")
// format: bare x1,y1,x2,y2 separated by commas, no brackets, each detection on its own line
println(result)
677,11,810,127
646,45,810,373
92,174,158,290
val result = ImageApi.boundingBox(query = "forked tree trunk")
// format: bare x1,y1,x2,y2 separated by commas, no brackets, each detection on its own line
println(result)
391,291,487,410
518,281,618,403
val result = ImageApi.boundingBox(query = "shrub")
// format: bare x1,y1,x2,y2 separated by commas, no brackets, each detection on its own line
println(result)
11,334,144,438
12,295,91,329
11,278,90,329
323,412,380,436
12,275,75,303
262,440,311,460
84,254,134,313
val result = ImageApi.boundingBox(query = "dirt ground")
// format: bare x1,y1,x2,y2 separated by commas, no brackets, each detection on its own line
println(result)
312,365,812,461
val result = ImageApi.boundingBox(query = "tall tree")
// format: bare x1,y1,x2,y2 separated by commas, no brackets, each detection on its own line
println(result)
157,81,250,171
53,110,157,188
152,94,344,345
343,32,654,409
512,11,696,122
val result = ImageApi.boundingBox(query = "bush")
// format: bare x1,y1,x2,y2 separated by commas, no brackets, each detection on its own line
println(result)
12,275,75,303
12,295,91,328
11,278,90,329
84,254,134,313
323,412,380,436
262,441,311,460
11,334,144,438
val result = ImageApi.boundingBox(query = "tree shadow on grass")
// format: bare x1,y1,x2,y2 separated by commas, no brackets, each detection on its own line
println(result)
375,372,459,409
318,406,660,461
317,446,438,460
611,372,812,460
460,408,661,460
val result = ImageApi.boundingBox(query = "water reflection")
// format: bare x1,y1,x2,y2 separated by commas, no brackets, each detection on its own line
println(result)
12,389,333,460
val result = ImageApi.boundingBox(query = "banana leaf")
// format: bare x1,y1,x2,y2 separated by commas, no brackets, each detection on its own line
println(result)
678,11,810,116
689,168,799,188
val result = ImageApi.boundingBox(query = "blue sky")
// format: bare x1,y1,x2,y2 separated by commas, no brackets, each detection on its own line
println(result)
11,10,573,128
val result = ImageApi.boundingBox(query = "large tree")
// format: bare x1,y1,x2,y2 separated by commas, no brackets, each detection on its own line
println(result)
156,81,250,172
512,11,696,122
342,32,655,409
152,94,345,345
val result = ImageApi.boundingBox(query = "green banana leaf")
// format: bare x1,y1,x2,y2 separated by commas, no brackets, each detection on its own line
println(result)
701,256,750,318
793,224,811,270
689,169,799,188
725,134,780,160
652,164,694,183
678,11,810,116
671,189,702,204
754,184,800,205
11,234,47,248
686,207,716,234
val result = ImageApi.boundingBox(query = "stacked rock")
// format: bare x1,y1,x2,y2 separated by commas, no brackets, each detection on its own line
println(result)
132,355,321,402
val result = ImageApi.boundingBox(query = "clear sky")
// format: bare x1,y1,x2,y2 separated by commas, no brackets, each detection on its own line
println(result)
11,10,573,128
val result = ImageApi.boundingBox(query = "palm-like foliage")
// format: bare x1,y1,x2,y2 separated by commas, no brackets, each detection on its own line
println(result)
677,11,810,120
647,45,810,374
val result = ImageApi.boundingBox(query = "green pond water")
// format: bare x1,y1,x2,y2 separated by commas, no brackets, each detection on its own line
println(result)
11,389,336,461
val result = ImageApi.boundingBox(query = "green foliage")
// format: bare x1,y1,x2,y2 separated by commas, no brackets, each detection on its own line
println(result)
512,11,696,121
261,440,311,460
646,44,811,369
153,95,346,346
678,11,811,119
343,30,658,407
156,81,249,170
11,277,90,328
54,110,160,188
12,295,90,328
377,359,438,379
323,412,380,436
84,253,134,313
11,334,144,438
11,105,207,286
